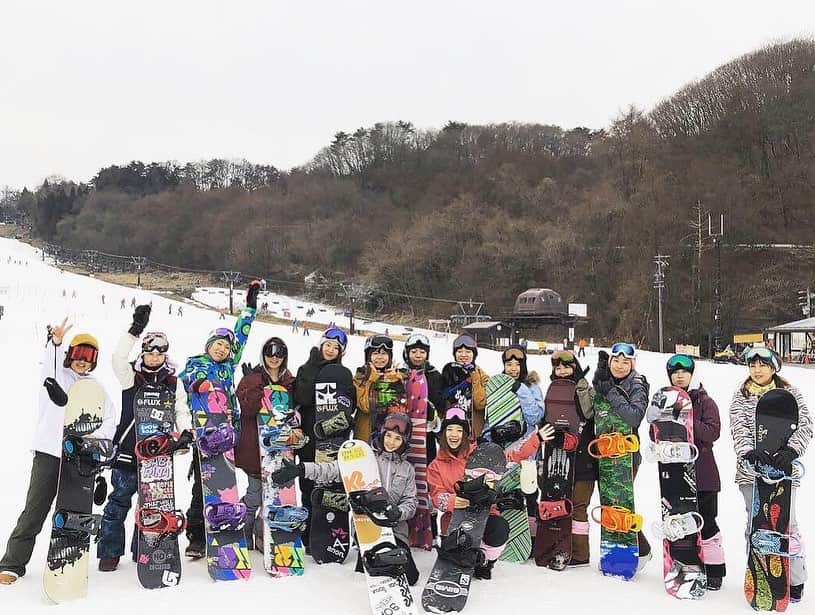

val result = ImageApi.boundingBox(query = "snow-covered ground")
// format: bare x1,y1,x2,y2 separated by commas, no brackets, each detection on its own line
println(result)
0,236,811,613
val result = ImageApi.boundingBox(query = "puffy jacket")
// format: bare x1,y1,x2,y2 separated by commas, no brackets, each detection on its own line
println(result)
177,308,255,432
516,382,543,437
729,376,811,486
235,364,295,475
688,385,721,492
602,370,649,468
304,448,417,544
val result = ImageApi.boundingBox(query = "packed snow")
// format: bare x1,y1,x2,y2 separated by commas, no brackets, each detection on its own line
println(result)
0,236,811,613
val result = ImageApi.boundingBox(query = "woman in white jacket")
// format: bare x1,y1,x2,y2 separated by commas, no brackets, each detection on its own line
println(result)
0,318,117,585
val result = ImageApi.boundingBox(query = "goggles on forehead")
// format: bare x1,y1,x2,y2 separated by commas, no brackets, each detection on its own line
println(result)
365,335,393,352
743,346,780,371
551,349,577,365
610,342,637,358
142,332,169,354
503,347,525,362
405,332,430,348
453,335,477,351
445,407,466,422
323,327,347,347
263,341,288,359
667,354,694,370
68,344,98,364
212,328,236,342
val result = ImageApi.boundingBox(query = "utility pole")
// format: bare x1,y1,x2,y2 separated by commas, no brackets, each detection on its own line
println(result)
653,254,671,353
708,213,724,353
131,256,146,288
798,287,814,317
221,270,241,315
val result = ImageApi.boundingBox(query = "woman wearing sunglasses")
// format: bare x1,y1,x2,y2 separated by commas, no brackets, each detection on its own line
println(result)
177,280,261,559
729,347,811,602
97,306,190,572
441,334,490,439
665,354,726,590
591,342,652,570
235,337,299,550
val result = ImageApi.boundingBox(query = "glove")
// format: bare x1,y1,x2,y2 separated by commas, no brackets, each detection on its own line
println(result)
44,377,69,407
129,304,151,336
743,449,773,467
594,379,613,397
594,350,610,382
246,280,261,310
773,446,798,472
241,362,252,377
271,458,305,485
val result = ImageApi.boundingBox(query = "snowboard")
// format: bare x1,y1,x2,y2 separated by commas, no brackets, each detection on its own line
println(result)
646,386,706,599
744,388,800,612
191,380,251,581
44,379,110,603
405,369,433,550
258,384,308,577
134,384,184,589
338,440,417,615
536,379,581,570
422,442,506,614
592,390,640,581
371,373,407,441
485,373,530,563
442,363,474,435
310,364,353,564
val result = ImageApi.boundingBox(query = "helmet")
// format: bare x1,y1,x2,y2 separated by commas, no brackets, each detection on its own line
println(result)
141,332,169,354
452,334,477,360
403,332,430,363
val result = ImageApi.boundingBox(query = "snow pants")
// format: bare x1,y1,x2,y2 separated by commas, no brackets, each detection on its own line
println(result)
97,468,138,559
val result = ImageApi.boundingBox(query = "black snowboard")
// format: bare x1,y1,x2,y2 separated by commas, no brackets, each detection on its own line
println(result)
135,384,183,589
309,363,353,564
422,442,506,614
744,388,800,611
442,363,475,434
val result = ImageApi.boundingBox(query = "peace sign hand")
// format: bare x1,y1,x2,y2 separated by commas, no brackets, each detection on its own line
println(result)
51,317,73,346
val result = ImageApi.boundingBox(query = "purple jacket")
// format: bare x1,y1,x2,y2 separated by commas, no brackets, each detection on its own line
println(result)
689,385,721,492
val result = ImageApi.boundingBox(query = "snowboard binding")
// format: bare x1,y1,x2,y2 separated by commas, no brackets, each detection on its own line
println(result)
135,430,193,460
362,542,409,578
652,511,704,541
495,489,526,512
349,487,401,528
742,459,805,484
196,423,238,457
587,433,639,459
437,527,486,568
260,424,309,452
645,441,699,464
135,508,187,542
52,510,101,537
489,420,524,445
204,502,247,533
62,436,114,476
455,475,497,511
313,411,352,439
265,505,309,532
538,498,573,521
750,529,803,558
591,505,643,533
550,427,579,452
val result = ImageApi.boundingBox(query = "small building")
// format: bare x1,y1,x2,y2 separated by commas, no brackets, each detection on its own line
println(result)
461,321,518,351
765,317,815,363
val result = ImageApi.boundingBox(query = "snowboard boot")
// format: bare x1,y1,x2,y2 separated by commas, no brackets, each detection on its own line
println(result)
0,570,19,585
636,550,652,572
98,557,119,572
185,538,205,559
568,557,590,567
791,584,804,603
474,559,495,580
706,576,723,591
243,525,255,551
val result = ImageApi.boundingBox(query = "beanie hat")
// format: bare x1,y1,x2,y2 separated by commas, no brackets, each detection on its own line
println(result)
452,334,478,361
380,412,412,454
666,354,695,379
64,333,100,370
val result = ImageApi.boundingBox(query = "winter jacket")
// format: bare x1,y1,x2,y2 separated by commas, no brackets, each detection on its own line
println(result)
528,383,544,411
686,385,721,492
235,364,295,475
304,448,417,544
428,443,501,534
353,366,404,444
729,376,812,486
177,307,255,433
601,370,649,468
110,331,188,471
516,382,543,437
33,340,117,458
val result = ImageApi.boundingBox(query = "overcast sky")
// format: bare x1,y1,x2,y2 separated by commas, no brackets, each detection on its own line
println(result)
1,0,812,189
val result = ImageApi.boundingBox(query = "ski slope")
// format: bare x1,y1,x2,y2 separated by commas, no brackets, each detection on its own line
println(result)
0,236,811,613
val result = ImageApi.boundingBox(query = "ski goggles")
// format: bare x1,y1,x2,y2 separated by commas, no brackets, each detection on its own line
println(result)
405,332,430,349
551,349,577,366
365,334,393,352
666,354,694,371
262,340,288,359
322,327,347,349
67,344,98,364
743,347,780,371
444,406,467,422
211,328,236,343
502,347,526,362
453,334,477,351
142,332,169,354
610,342,637,358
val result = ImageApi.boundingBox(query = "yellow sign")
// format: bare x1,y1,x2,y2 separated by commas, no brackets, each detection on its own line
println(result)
734,333,763,344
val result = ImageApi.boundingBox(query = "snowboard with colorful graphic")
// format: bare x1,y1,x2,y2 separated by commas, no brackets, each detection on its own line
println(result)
338,440,417,615
191,380,251,581
442,363,474,433
646,386,706,599
371,374,407,441
134,383,186,589
405,369,433,550
44,379,111,603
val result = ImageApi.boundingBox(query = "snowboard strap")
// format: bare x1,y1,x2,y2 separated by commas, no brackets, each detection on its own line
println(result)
587,433,639,459
538,499,573,521
362,542,409,578
591,505,642,533
750,529,803,558
136,508,187,542
551,428,580,452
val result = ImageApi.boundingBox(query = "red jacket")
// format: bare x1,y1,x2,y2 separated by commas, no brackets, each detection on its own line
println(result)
235,366,295,475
